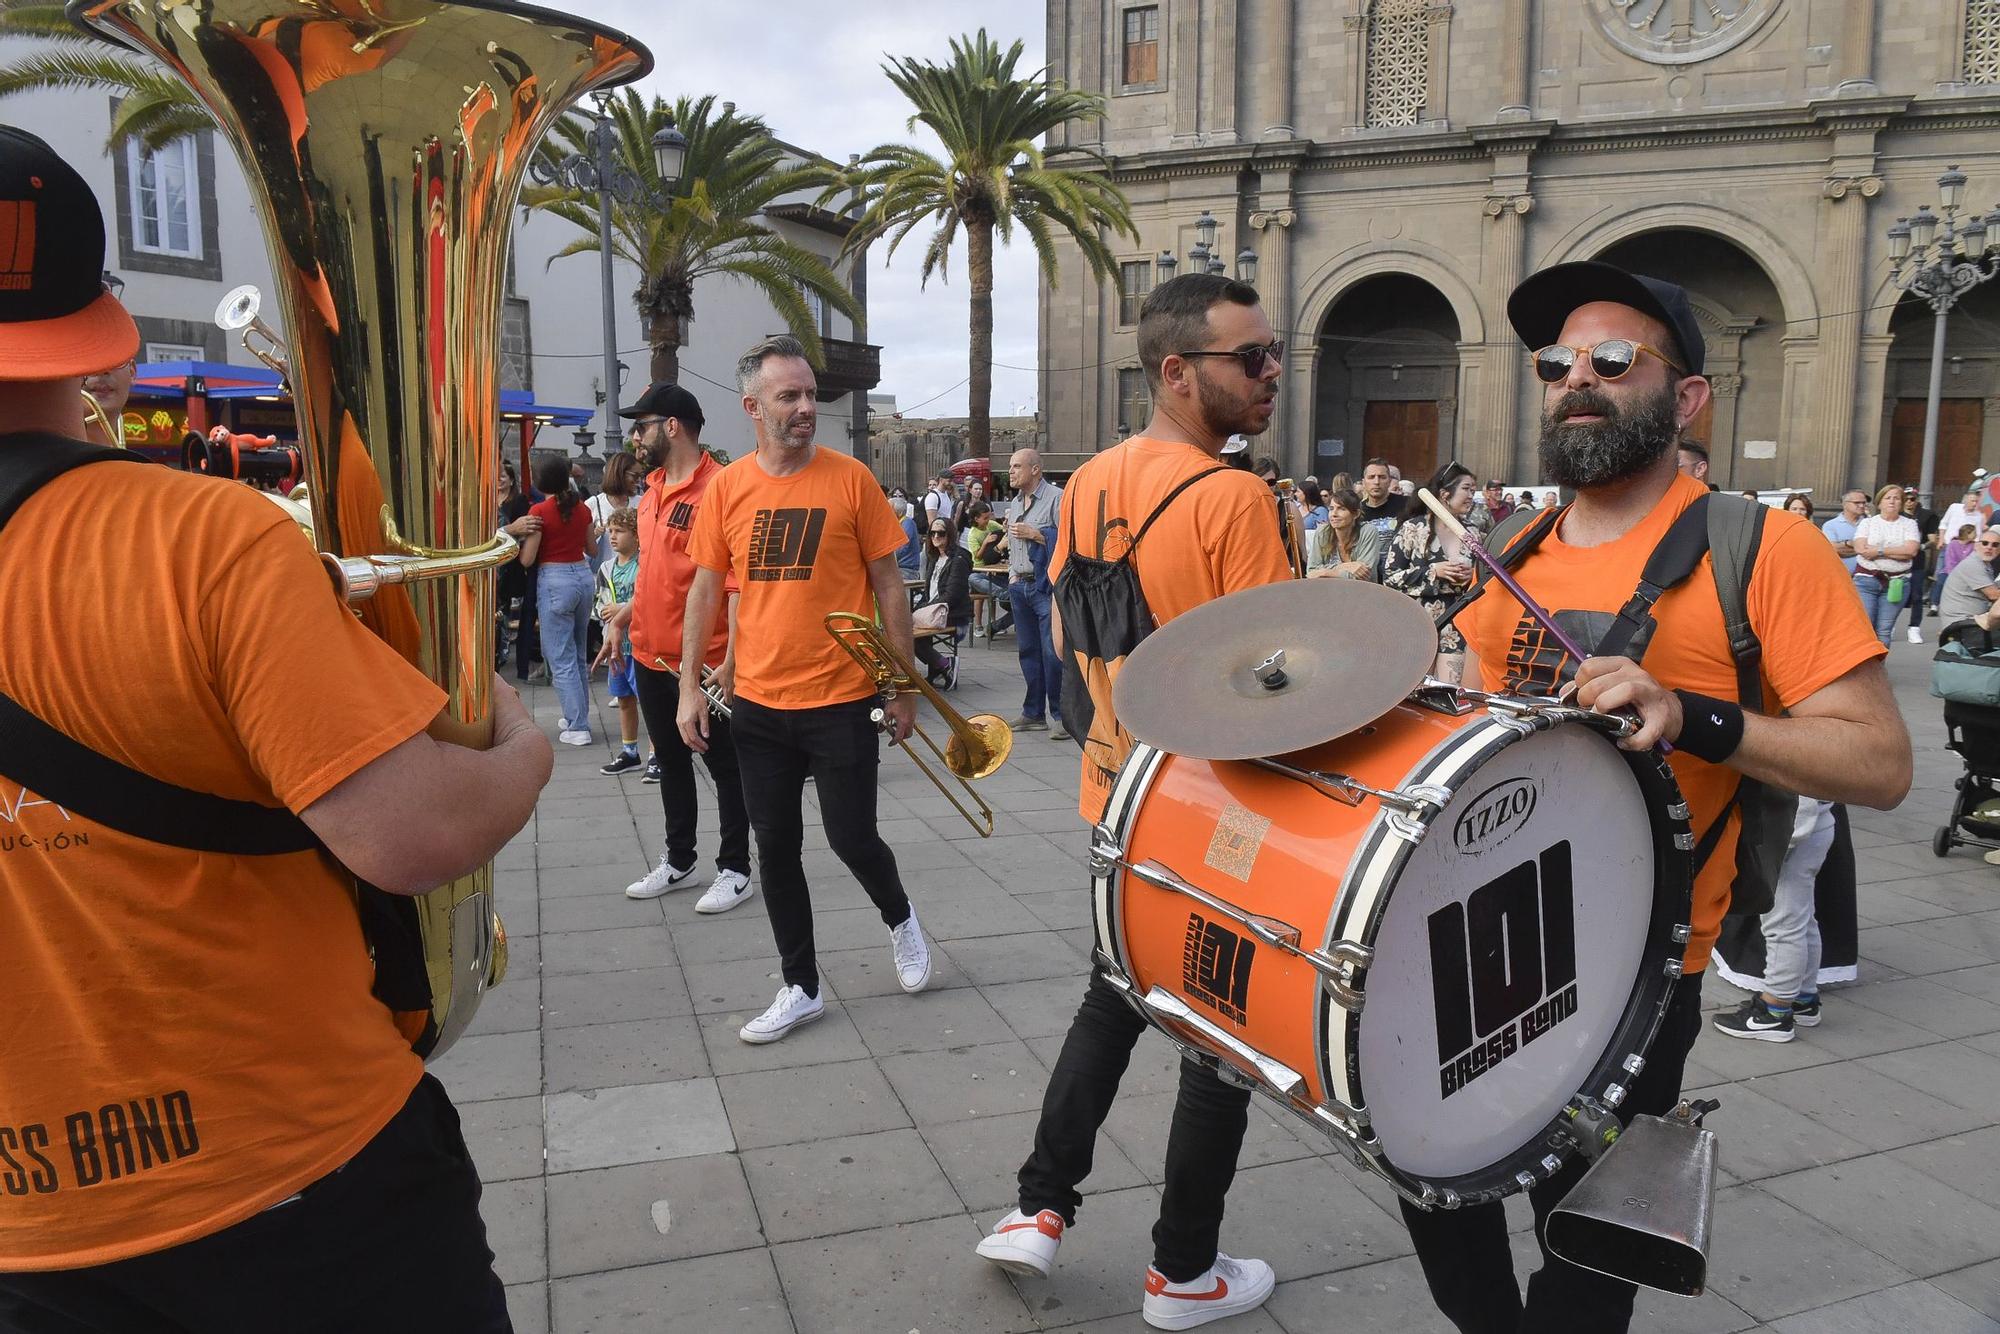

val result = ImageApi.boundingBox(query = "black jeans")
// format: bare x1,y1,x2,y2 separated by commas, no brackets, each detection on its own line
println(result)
512,564,541,680
1400,972,1707,1334
1018,969,1253,1282
632,659,751,875
728,695,912,996
0,1075,508,1334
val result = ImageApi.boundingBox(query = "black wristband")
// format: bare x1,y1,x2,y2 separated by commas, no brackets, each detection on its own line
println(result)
1672,691,1744,764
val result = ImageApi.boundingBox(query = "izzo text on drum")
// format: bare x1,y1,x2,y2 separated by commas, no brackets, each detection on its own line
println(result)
1430,841,1580,1099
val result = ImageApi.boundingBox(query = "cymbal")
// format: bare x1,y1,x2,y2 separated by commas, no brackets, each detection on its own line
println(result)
1113,579,1439,761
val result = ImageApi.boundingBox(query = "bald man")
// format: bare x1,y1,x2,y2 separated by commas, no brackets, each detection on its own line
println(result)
1004,448,1065,737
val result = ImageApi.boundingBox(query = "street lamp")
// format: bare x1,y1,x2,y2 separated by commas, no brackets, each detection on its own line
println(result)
1235,247,1258,284
1155,249,1178,285
1888,164,2000,508
529,94,687,450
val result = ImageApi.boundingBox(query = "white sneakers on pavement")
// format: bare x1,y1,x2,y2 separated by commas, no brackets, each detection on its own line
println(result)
890,909,932,992
975,1208,1065,1278
1909,626,1925,644
555,717,593,747
625,854,698,900
739,984,824,1043
1141,1254,1276,1330
696,869,755,914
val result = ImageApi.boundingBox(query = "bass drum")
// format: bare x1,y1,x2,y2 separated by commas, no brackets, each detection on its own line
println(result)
1089,695,1693,1207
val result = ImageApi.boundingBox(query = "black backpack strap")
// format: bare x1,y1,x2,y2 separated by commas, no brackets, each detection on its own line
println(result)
1706,493,1768,708
1690,783,1742,877
0,433,317,856
1593,495,1714,663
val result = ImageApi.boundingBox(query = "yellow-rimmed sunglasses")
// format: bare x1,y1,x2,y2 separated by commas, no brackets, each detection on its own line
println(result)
1531,339,1684,384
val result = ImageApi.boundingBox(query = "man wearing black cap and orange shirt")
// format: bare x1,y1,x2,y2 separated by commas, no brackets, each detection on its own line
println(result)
607,381,756,914
1399,260,1908,1332
0,129,546,1326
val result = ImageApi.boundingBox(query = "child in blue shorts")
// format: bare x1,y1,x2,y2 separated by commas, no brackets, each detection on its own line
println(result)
596,508,645,775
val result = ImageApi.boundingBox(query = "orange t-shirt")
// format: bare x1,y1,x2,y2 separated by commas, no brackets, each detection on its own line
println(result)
686,446,908,708
0,446,446,1270
1460,472,1886,974
1049,437,1293,822
629,454,736,673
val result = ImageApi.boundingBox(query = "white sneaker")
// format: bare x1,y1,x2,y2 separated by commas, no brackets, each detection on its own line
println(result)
739,984,824,1044
890,909,932,993
625,854,699,899
558,729,593,747
1908,626,1924,644
974,1207,1064,1278
1142,1254,1276,1330
696,868,755,914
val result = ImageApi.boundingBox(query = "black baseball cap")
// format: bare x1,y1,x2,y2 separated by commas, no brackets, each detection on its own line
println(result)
617,380,705,430
1507,260,1706,377
0,126,138,380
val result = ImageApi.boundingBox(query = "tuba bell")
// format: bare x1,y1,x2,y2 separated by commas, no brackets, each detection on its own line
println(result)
70,0,652,1057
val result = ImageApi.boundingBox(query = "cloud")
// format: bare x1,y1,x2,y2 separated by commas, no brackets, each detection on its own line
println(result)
591,1,1049,420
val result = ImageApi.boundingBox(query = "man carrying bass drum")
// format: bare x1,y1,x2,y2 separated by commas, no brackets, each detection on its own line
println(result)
1407,259,1909,1332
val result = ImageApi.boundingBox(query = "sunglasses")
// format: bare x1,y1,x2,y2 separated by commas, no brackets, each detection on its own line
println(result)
1176,341,1285,377
1531,340,1685,384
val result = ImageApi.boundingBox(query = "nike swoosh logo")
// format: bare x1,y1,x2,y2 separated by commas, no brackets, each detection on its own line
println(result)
1177,1279,1230,1302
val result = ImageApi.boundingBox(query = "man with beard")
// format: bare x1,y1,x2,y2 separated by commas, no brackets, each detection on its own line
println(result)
678,336,932,1044
1400,260,1909,1333
974,274,1289,1330
605,382,755,914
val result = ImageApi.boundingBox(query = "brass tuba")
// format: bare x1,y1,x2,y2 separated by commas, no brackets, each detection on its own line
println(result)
70,0,652,1057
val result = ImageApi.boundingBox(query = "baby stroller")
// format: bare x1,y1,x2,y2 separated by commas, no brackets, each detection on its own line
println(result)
1930,620,2000,858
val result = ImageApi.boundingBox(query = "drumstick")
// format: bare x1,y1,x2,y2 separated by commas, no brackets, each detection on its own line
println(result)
1416,487,1671,754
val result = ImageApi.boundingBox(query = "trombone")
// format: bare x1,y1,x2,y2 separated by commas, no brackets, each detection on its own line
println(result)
824,611,1013,837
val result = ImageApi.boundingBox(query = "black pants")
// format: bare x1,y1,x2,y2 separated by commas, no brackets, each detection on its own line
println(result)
729,695,912,996
1017,969,1253,1282
1400,972,1706,1334
512,564,541,680
0,1075,507,1334
914,624,964,676
632,660,751,875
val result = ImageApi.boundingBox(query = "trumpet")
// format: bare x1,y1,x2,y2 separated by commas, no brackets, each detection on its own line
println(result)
80,389,120,448
656,657,732,720
824,611,1012,836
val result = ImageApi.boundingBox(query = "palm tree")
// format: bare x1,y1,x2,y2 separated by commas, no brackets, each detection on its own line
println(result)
0,2,209,150
828,30,1135,459
523,91,863,384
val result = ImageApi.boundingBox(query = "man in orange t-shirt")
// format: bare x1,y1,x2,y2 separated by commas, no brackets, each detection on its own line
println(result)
679,335,932,1044
975,275,1290,1330
604,381,755,915
1401,260,1908,1334
0,128,551,1327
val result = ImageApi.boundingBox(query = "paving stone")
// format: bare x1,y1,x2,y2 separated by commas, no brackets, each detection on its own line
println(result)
769,1214,1036,1334
695,1003,874,1077
1900,908,2000,957
1761,1154,2000,1277
1856,924,1995,976
991,1183,1167,1326
1933,963,2000,1004
544,1078,733,1173
542,965,692,1028
914,890,1054,940
543,1015,708,1093
1213,1158,1416,1277
978,976,1100,1041
1767,1280,2000,1333
466,970,543,1037
817,941,972,999
1935,1259,2000,1321
1102,1090,1317,1186
460,1094,545,1183
686,955,827,1015
742,1126,963,1243
1266,1254,1462,1333
878,1039,1053,1124
847,986,1016,1056
538,889,666,935
719,1058,912,1150
920,1107,1149,1214
429,1028,541,1104
1703,1185,1916,1322
540,926,678,976
1750,1060,1987,1151
483,1176,546,1285
1791,996,1971,1058
545,1153,764,1277
550,1247,794,1334
1892,1124,2000,1201
537,838,643,871
1689,1017,1845,1082
504,1283,548,1334
1680,1081,1873,1182
945,931,1093,985
1860,1038,2000,1114
1836,976,2000,1038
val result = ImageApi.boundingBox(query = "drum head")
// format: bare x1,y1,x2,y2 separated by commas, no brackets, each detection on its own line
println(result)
1338,719,1685,1196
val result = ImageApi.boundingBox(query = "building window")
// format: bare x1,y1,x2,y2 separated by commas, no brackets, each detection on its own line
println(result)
145,341,205,363
1968,0,2000,85
1117,367,1150,434
1122,6,1161,88
1364,0,1429,129
801,284,832,337
1117,260,1152,326
499,296,532,392
126,137,201,259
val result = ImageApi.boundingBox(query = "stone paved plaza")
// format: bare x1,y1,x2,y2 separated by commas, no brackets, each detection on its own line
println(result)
432,637,2000,1334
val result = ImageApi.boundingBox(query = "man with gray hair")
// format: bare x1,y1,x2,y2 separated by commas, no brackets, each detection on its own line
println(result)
1937,526,2000,630
678,336,934,1045
1005,446,1064,737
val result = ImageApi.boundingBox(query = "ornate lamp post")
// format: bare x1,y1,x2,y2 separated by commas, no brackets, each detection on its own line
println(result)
1154,212,1258,286
1887,164,1999,508
529,93,687,450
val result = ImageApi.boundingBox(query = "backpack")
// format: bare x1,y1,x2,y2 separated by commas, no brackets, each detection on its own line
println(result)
1055,466,1230,799
1472,492,1793,919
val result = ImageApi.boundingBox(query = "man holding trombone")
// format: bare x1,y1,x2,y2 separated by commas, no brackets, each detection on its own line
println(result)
607,381,755,915
679,336,933,1043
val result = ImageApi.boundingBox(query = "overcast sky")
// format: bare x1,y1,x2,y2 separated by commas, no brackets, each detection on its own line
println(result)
591,0,1049,420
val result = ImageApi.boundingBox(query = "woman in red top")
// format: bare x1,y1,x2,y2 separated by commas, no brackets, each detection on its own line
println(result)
520,456,599,745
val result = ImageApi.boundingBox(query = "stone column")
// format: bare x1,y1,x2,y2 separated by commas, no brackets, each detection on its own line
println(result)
1424,4,1454,125
1810,175,1880,501
1255,0,1295,138
1835,3,1877,93
1497,0,1531,117
1171,2,1201,144
1478,193,1533,482
1208,0,1240,143
1775,335,1818,491
1286,342,1320,481
1343,10,1369,128
1854,333,1896,488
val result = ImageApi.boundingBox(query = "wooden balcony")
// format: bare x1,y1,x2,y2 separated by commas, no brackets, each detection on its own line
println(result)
816,336,881,402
